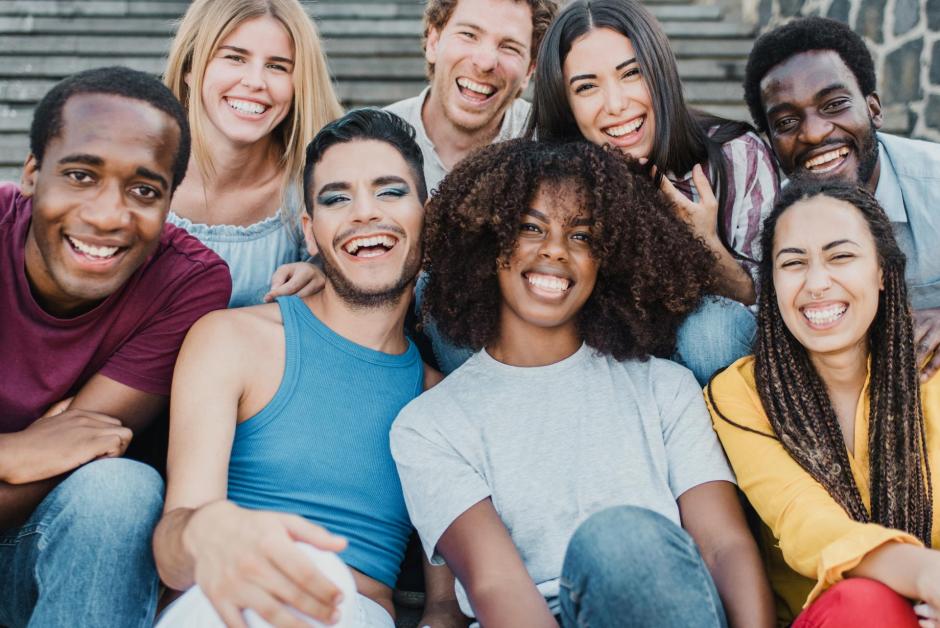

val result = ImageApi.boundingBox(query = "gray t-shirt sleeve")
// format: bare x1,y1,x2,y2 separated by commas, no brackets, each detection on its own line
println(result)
391,396,492,565
657,365,736,498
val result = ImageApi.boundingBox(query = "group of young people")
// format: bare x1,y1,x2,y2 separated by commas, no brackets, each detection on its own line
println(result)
3,0,940,627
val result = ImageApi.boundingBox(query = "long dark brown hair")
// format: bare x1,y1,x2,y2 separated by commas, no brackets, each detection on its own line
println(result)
712,179,932,543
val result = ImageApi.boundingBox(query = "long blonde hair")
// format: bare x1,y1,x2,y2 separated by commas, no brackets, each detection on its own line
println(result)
164,0,342,188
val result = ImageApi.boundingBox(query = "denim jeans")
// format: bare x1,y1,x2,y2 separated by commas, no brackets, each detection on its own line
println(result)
675,296,756,386
559,506,727,628
0,458,164,628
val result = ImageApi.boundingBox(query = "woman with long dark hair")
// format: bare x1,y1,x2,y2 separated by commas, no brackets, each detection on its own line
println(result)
528,0,778,383
707,180,940,627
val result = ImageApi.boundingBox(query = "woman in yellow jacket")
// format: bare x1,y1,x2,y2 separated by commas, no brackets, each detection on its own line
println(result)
707,179,940,628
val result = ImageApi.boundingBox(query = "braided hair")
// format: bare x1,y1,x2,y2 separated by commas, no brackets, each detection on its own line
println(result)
730,179,932,543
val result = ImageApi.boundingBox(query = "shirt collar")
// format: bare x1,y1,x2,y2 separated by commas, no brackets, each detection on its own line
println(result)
873,137,908,224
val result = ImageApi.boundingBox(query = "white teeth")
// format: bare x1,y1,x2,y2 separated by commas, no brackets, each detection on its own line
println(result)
803,304,848,325
343,234,398,255
226,98,267,115
526,273,570,293
604,118,644,137
457,78,495,96
805,147,849,169
68,236,119,259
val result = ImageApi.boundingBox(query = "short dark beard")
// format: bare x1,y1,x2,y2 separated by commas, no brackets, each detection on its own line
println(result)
318,244,421,310
856,120,880,186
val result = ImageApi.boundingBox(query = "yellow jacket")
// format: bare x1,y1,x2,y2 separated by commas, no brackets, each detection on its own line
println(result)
706,356,940,625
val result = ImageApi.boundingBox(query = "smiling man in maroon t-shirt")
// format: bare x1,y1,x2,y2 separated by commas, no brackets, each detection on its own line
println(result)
0,67,230,627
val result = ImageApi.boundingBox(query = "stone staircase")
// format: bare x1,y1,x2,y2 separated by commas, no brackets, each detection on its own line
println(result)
0,0,758,182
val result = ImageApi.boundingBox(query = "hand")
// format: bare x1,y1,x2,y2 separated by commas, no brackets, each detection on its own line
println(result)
914,308,940,382
915,602,939,628
185,500,349,628
417,602,470,628
41,396,74,418
264,262,325,302
657,163,720,245
914,555,940,620
0,408,132,484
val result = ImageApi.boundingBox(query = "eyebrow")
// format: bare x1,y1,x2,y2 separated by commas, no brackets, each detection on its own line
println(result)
451,21,527,49
218,45,294,64
316,176,411,198
58,153,103,166
775,239,860,258
568,58,637,85
136,167,168,190
524,208,592,227
765,82,850,120
373,175,409,188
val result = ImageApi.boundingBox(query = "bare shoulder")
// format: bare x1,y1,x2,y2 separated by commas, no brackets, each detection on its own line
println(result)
179,303,284,368
423,362,445,391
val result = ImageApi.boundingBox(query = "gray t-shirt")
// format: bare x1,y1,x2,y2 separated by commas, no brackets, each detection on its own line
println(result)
390,344,735,617
385,87,532,196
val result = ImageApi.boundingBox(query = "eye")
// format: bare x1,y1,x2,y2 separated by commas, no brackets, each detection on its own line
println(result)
519,222,542,235
65,170,94,184
224,53,246,63
830,252,855,262
823,97,850,112
318,194,349,207
458,31,476,40
573,82,596,95
571,231,592,243
378,187,407,199
130,184,161,201
779,258,804,269
772,117,798,134
500,43,523,56
267,62,290,72
621,67,641,80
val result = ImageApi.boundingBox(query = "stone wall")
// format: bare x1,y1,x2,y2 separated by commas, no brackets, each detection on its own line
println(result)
742,0,940,140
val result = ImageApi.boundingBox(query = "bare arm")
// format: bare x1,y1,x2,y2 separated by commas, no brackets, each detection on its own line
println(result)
678,481,775,628
436,498,557,628
418,555,468,628
0,375,164,528
849,542,940,608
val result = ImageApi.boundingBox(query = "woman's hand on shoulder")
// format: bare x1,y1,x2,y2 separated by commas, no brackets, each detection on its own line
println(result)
264,261,325,302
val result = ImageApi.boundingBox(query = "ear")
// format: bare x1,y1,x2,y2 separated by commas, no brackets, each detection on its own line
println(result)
184,71,192,89
425,27,441,66
867,92,883,130
20,154,39,197
518,59,535,94
301,211,319,257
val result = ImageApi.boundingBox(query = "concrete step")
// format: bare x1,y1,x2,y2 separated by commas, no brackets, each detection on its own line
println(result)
0,1,721,21
0,56,747,86
0,16,752,37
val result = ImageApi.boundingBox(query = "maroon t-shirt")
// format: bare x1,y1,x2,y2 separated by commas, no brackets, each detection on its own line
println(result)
0,183,232,433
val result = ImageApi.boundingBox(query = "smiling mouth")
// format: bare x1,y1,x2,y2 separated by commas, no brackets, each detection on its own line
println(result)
803,146,850,173
801,303,848,327
525,272,571,294
342,234,399,258
226,97,268,116
456,77,496,103
603,116,645,138
67,235,122,260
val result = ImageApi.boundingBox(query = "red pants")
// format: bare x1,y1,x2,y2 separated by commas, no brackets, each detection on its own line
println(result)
793,578,919,628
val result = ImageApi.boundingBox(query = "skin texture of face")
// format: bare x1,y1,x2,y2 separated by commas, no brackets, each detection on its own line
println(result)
563,27,656,160
772,194,884,362
198,15,295,149
303,139,424,309
497,183,598,335
20,93,180,318
760,50,883,190
424,0,534,134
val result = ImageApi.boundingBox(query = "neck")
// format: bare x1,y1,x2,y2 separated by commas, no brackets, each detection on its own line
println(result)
810,339,870,396
199,133,282,191
304,283,412,354
487,316,583,367
864,159,882,195
421,88,505,170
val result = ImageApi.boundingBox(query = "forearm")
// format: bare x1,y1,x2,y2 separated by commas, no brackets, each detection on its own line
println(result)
707,239,755,305
704,539,775,628
153,506,202,590
848,542,933,600
468,580,557,628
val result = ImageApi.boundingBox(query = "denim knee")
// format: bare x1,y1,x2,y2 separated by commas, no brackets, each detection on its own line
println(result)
42,458,164,540
676,297,756,385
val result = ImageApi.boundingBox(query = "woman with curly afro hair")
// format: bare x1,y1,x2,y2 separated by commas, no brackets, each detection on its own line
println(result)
391,140,775,628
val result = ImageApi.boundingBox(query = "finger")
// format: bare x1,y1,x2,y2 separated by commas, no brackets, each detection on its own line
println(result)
914,316,932,347
93,426,134,457
241,587,312,628
70,410,124,426
256,558,339,624
918,326,940,364
42,397,74,418
214,600,249,628
690,163,718,209
269,265,293,290
268,542,343,610
282,515,347,553
916,603,938,619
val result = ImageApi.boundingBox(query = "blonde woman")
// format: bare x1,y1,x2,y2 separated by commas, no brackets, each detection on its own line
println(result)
165,0,342,307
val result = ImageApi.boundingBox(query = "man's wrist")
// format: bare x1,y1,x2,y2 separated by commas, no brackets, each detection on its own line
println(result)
0,432,23,483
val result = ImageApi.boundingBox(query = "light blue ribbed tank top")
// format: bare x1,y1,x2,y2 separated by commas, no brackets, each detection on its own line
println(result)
227,295,423,587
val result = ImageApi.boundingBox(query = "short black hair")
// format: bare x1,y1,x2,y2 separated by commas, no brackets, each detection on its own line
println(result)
744,17,877,133
30,66,191,192
303,108,427,214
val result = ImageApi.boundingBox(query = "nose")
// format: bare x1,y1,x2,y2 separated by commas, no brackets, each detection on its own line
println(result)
538,231,569,263
240,62,266,90
603,84,627,116
471,43,498,73
798,111,834,146
804,259,832,297
348,194,383,225
80,183,131,232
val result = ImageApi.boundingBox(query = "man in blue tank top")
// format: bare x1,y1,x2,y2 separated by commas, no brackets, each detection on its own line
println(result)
152,110,461,628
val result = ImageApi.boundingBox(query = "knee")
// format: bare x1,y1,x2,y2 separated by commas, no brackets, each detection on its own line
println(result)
677,297,756,383
797,579,918,628
49,459,164,539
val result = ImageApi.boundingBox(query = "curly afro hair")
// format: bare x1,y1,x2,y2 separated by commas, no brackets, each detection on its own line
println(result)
421,139,719,361
744,17,877,133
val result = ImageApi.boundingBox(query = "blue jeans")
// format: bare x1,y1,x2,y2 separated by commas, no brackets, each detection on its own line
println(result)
559,506,727,628
675,296,756,386
0,458,164,628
